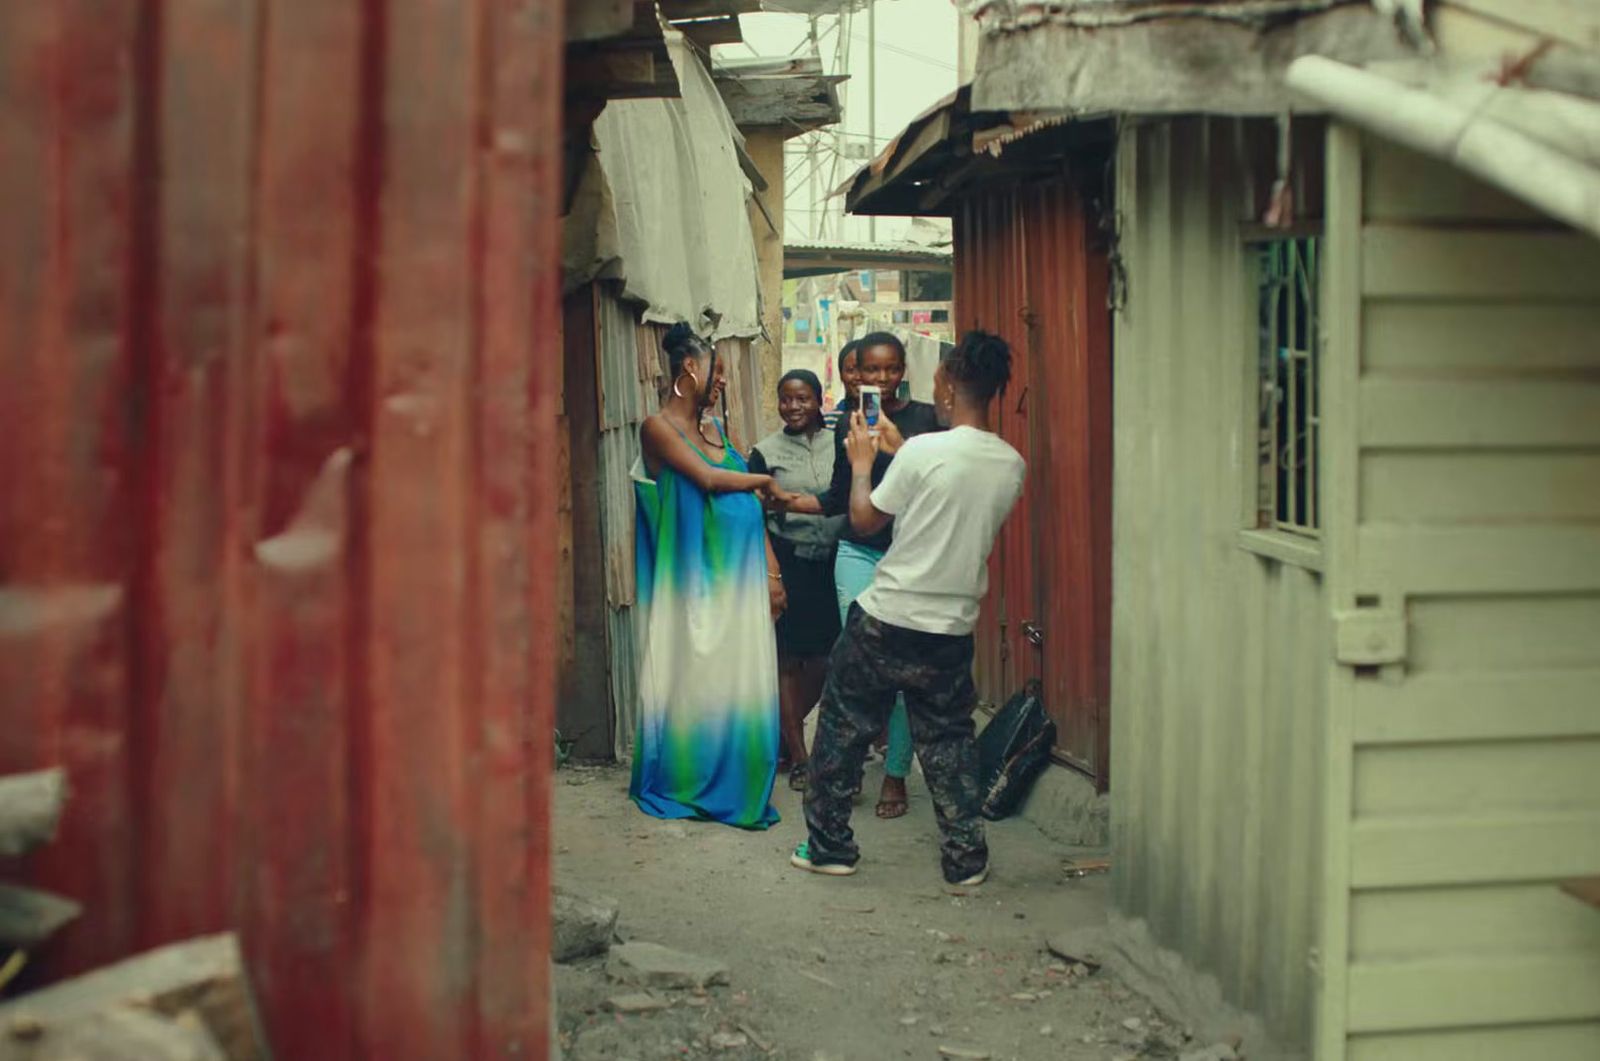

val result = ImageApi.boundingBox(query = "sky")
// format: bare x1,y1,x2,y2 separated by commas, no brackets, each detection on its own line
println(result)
724,1,962,244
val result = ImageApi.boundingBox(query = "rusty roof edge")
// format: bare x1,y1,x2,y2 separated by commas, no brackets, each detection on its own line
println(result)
835,86,979,204
972,111,1078,157
968,2,1414,115
962,0,1358,33
842,86,1112,215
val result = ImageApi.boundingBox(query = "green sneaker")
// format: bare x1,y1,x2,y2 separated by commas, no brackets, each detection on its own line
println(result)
790,840,858,877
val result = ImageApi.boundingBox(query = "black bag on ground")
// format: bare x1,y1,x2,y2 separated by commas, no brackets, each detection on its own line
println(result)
976,679,1055,821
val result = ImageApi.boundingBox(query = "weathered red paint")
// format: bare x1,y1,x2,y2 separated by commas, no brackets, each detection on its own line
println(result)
954,179,1113,788
245,4,366,1051
0,0,143,972
0,2,562,1056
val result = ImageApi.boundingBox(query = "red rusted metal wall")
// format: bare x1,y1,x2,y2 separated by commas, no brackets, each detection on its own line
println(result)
0,2,561,1057
954,179,1113,788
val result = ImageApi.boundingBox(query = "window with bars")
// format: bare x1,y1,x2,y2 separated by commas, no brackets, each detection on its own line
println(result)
1253,237,1321,537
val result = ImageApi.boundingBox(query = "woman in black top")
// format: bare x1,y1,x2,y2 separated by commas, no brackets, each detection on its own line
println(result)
787,332,941,817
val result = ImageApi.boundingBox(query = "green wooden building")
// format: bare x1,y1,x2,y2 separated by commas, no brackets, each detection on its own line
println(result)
859,2,1600,1055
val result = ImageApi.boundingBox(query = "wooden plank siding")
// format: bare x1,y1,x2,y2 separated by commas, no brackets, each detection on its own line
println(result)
1337,136,1600,1057
1110,117,1331,1051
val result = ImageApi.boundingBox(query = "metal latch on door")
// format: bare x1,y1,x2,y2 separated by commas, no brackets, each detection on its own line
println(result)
1021,621,1044,648
1333,605,1407,666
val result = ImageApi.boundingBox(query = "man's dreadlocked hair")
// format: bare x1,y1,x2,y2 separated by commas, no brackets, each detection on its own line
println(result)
941,330,1012,402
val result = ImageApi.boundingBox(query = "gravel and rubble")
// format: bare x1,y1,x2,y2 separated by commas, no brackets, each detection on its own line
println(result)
556,763,1244,1061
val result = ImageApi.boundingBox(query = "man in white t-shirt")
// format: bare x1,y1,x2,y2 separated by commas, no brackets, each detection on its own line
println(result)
790,331,1025,887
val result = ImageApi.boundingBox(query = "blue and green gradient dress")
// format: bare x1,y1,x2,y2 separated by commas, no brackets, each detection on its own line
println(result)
629,421,781,829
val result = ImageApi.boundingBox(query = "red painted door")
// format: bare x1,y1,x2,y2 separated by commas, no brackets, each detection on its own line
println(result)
954,177,1113,789
956,192,1038,701
1019,183,1113,785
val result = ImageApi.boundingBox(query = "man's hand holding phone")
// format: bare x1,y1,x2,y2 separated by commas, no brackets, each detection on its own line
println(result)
845,410,878,473
875,415,905,455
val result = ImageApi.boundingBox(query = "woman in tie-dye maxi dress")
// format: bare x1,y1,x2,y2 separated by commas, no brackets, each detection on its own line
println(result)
629,324,783,829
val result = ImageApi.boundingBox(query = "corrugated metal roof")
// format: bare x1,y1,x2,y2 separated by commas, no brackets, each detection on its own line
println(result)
783,240,953,277
786,237,951,257
838,86,1114,216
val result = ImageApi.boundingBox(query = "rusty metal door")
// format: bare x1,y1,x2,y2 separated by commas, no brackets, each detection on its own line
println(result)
956,193,1036,701
1020,182,1113,786
954,178,1113,788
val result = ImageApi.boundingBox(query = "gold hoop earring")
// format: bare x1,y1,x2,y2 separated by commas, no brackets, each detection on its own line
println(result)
672,378,685,399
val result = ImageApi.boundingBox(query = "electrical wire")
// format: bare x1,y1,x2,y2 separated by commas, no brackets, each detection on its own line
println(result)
759,1,959,72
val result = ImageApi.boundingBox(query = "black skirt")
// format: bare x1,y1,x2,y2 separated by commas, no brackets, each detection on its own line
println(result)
772,538,841,659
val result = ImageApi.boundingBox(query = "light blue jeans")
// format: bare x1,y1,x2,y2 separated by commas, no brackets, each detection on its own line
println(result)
833,541,913,781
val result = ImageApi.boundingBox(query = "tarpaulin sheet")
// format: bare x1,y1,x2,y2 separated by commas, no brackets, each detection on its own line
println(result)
566,33,762,340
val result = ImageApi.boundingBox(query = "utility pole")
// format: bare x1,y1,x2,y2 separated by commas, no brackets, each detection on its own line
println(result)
808,14,820,240
867,0,877,243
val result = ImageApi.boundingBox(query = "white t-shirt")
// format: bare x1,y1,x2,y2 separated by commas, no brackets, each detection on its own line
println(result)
856,426,1025,636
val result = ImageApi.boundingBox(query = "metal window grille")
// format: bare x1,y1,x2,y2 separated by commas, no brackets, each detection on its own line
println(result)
1254,237,1321,537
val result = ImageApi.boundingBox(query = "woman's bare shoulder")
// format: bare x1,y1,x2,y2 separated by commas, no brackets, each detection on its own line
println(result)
639,413,673,443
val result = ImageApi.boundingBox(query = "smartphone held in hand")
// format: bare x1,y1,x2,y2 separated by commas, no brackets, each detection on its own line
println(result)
859,386,882,435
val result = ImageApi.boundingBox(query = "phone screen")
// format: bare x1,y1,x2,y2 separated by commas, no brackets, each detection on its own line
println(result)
860,386,882,427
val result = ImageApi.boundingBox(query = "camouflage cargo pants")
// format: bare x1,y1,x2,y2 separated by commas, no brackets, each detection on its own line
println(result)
803,604,987,883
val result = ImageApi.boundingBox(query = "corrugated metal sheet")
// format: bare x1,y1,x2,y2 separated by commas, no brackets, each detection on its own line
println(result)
0,3,561,1056
955,193,1019,710
594,284,761,758
595,287,657,758
1110,117,1329,1051
1329,131,1600,1060
953,180,1112,783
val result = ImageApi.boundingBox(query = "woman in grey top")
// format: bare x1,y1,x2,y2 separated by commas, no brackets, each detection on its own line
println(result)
748,370,845,789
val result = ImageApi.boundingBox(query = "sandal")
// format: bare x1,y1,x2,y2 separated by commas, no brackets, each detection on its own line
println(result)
875,797,909,819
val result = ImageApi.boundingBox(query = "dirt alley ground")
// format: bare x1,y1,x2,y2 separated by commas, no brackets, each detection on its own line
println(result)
555,760,1202,1061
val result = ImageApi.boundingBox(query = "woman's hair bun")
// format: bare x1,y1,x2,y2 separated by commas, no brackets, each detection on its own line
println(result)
663,321,710,374
663,321,698,355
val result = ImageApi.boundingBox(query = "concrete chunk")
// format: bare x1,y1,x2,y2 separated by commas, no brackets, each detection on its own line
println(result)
603,993,669,1015
0,934,264,1060
605,942,729,990
1180,1046,1239,1061
0,1008,226,1061
553,888,620,963
0,884,81,949
0,770,67,858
